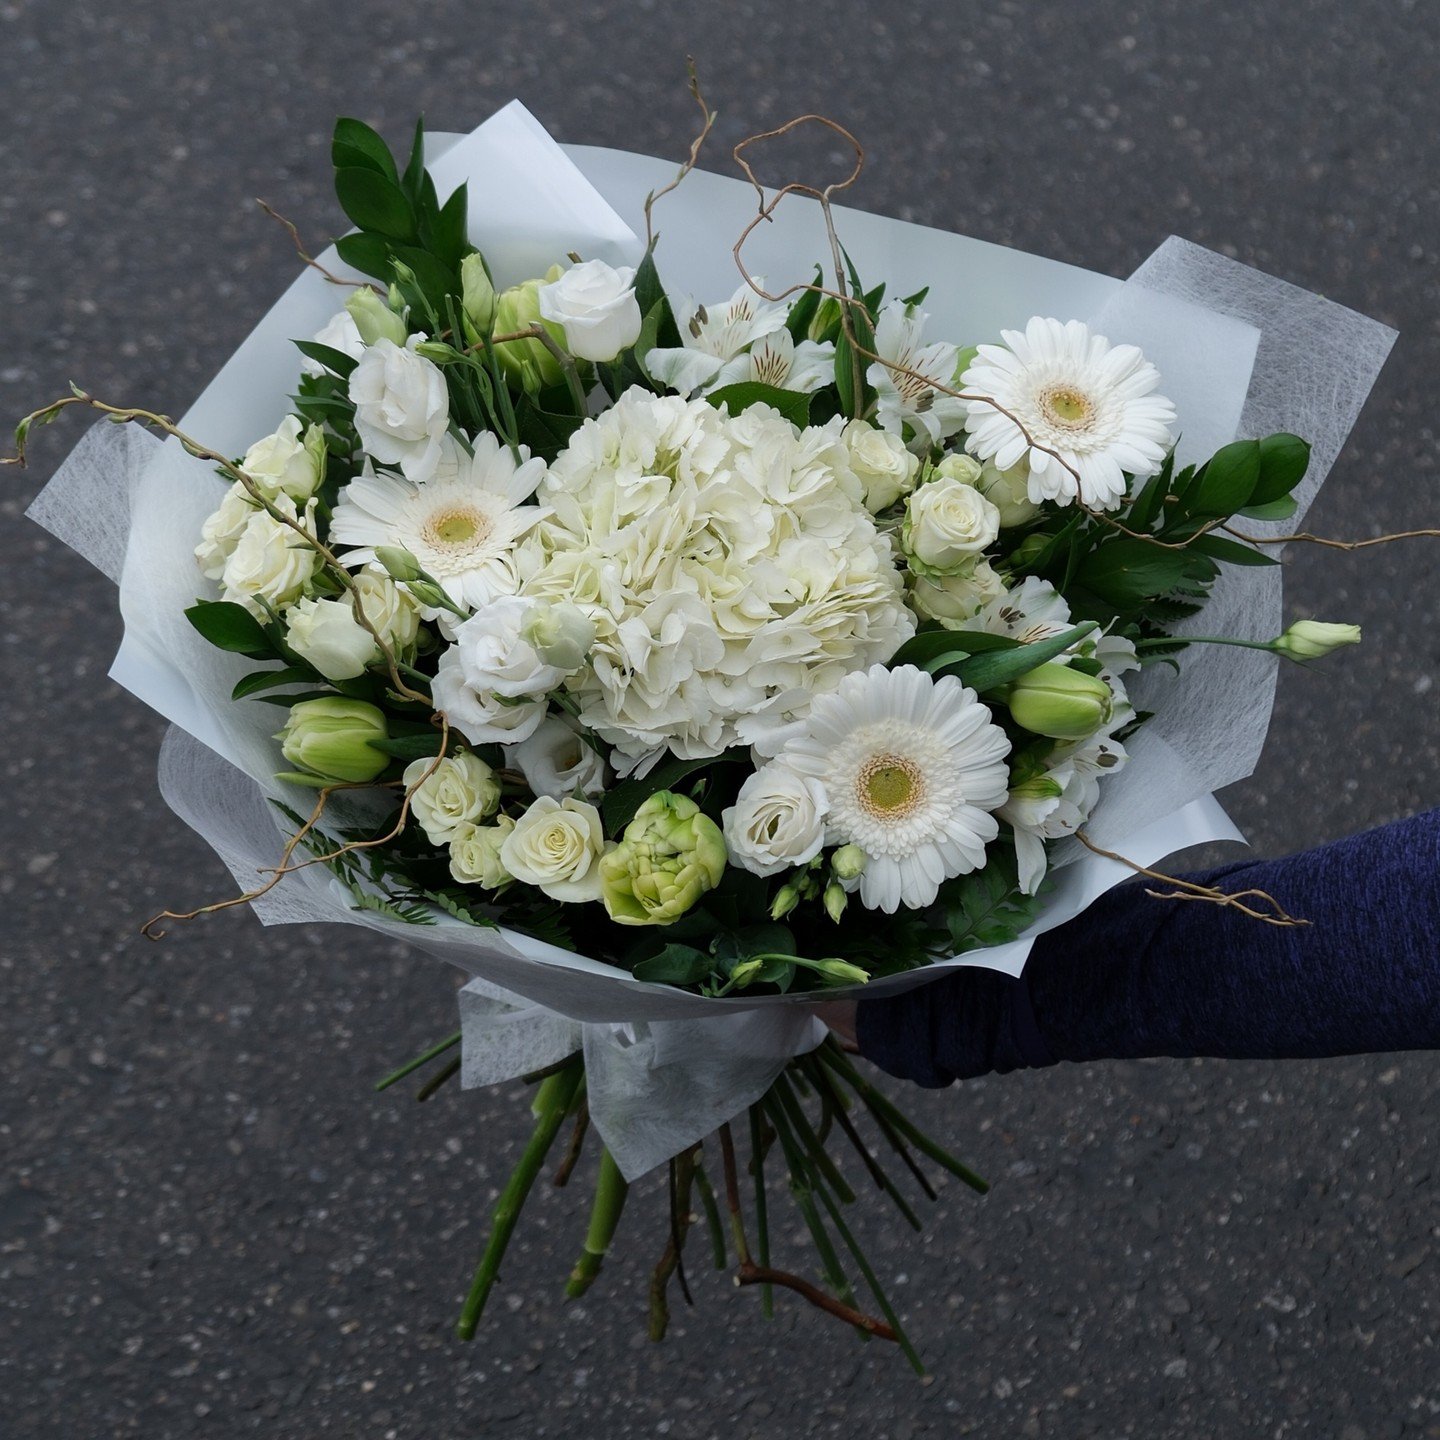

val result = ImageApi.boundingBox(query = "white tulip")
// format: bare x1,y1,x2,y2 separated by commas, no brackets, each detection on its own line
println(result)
403,751,501,845
349,336,450,483
507,714,608,800
500,796,608,903
537,260,642,363
722,760,829,877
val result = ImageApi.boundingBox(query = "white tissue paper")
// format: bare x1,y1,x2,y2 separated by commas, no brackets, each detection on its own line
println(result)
26,101,1395,1179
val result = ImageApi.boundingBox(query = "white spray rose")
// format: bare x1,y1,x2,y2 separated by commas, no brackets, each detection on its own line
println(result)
522,600,596,672
537,260,642,363
908,558,1006,627
932,453,983,487
431,596,566,745
301,308,365,377
403,751,501,845
219,495,321,616
195,483,258,580
722,760,829,878
902,475,1001,575
284,568,421,680
349,335,450,483
842,419,920,513
240,416,327,503
507,714,609,800
449,815,515,888
974,458,1042,528
499,796,608,902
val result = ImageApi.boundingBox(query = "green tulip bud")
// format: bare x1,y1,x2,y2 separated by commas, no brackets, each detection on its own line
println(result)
1272,620,1362,661
346,286,408,347
1005,663,1114,741
493,266,568,393
1006,533,1050,570
600,791,728,927
823,881,848,924
276,697,390,783
461,252,497,333
830,844,867,881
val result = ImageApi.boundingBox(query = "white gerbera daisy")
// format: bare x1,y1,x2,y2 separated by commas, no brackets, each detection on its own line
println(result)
643,281,789,396
330,432,547,612
868,303,969,452
784,664,1012,914
960,317,1176,511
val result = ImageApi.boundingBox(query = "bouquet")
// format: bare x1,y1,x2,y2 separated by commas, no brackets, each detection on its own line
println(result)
15,95,1397,1370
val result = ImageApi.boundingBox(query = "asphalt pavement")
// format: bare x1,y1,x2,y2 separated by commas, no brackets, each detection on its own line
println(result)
2,2,1438,1436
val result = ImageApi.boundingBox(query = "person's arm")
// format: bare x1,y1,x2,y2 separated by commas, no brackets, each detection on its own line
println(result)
852,808,1440,1087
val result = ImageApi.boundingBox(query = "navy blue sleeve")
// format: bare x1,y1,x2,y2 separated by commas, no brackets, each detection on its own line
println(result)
855,808,1440,1087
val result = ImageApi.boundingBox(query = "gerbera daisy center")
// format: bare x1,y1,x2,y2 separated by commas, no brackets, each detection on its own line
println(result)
426,506,492,552
1037,384,1096,430
859,753,925,818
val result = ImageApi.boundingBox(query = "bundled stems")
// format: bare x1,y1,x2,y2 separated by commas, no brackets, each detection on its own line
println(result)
649,1145,699,1341
373,1030,460,1092
566,1146,629,1298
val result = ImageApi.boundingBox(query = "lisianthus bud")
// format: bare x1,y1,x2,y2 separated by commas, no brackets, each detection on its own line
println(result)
522,600,596,672
600,791,727,926
277,697,389,783
460,252,497,332
823,881,848,924
1005,663,1114,741
769,881,801,921
346,286,408,347
1006,533,1050,569
830,844,867,881
493,267,568,392
1272,620,1362,661
812,957,869,985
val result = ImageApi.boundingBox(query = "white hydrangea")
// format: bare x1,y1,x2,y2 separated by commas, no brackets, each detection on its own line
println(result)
514,389,914,772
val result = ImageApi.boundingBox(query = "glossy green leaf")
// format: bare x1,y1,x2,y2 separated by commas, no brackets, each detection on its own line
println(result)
706,383,812,427
335,167,417,241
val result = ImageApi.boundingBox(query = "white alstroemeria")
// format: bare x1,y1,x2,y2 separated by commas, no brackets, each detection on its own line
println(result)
782,664,1012,913
961,317,1176,511
644,281,789,396
300,308,364,377
841,420,920,512
431,596,565,746
330,433,547,613
219,495,321,617
402,751,501,845
972,576,1139,686
868,304,969,451
500,796,609,903
195,483,259,580
722,760,829,878
537,259,642,363
707,328,835,395
240,415,327,503
507,714,609,800
348,334,450,483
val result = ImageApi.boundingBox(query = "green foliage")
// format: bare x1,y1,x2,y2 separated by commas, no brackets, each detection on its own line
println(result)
706,382,813,426
185,600,276,659
943,848,1047,953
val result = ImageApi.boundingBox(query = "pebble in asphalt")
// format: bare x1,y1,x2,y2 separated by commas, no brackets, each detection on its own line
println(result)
1,2,1438,1436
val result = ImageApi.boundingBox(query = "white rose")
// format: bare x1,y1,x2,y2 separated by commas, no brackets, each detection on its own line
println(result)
301,308,364,377
537,260,642,363
908,558,1006,627
349,335,450,483
974,459,1042,529
722,760,829,878
403,751,501,845
284,567,420,680
500,796,608,902
932,453,983,487
219,495,321,616
431,596,565,745
842,419,920,513
195,483,258,580
240,415,327,503
903,475,1000,574
507,714,609,800
449,815,515,888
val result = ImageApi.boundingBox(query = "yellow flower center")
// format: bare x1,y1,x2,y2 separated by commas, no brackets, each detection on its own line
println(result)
858,754,925,819
1039,385,1095,429
427,506,490,551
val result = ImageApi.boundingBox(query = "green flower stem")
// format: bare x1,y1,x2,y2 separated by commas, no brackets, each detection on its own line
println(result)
414,1055,461,1103
819,1043,988,1195
455,1059,585,1341
564,1146,629,1299
373,1030,460,1092
691,1157,727,1270
1134,634,1276,653
747,1107,774,1319
771,1071,857,1205
648,1145,699,1342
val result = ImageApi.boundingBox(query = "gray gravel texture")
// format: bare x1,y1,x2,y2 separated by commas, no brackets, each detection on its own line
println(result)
2,2,1438,1436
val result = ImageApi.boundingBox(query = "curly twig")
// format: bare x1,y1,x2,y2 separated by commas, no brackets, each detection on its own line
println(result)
254,198,375,289
644,59,716,250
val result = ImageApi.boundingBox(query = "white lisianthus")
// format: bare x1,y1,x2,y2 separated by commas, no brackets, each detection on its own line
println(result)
841,420,920,512
508,714,609,800
721,761,829,878
284,567,421,681
219,495,321,617
349,335,450,484
195,483,258,580
301,308,364,377
431,596,566,745
500,796,608,903
902,475,1001,575
449,815,515,888
908,558,1007,627
240,415,327,503
402,751,501,845
522,601,595,672
973,458,1041,529
346,286,408,347
537,260,642,363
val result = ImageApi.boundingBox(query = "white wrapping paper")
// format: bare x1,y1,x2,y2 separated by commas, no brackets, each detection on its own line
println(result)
26,102,1394,1179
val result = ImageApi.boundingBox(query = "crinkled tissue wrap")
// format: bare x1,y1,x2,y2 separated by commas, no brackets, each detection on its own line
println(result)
28,101,1396,1180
